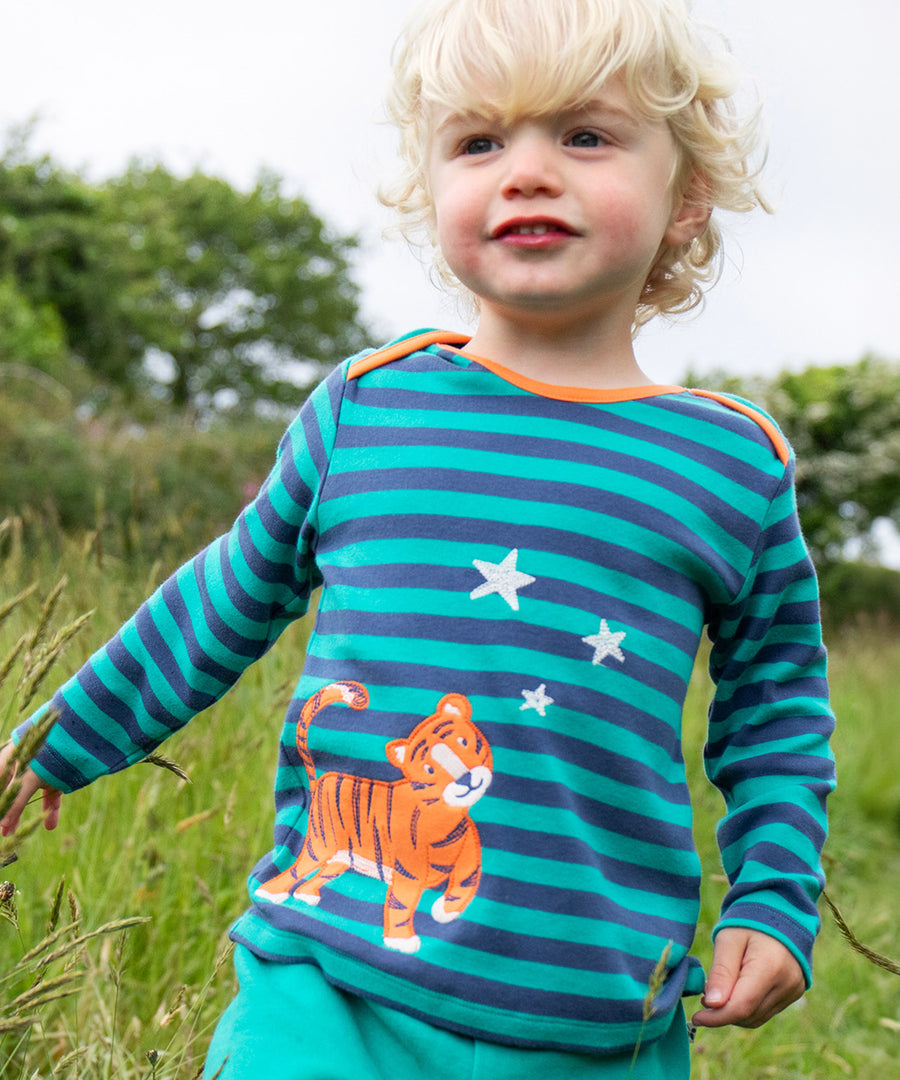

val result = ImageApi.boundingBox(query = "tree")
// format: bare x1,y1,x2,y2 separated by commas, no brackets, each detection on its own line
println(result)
0,273,67,379
0,129,134,386
0,128,371,412
691,357,900,568
101,163,369,410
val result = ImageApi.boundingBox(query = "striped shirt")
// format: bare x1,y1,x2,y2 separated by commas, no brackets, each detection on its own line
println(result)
21,331,836,1055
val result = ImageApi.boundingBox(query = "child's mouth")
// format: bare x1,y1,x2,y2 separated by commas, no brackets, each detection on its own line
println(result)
494,218,574,237
492,218,577,245
506,223,555,236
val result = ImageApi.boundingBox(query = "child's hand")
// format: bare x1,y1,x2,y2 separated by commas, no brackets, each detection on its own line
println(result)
0,741,62,836
691,927,805,1029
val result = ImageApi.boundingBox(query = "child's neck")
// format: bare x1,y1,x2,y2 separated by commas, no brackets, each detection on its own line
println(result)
463,309,654,390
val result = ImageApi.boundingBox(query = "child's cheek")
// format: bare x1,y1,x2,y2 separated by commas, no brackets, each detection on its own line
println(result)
435,206,483,278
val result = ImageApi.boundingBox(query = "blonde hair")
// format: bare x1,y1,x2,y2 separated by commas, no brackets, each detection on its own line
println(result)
381,0,769,327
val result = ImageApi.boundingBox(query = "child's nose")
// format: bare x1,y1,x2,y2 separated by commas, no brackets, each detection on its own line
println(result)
500,136,563,199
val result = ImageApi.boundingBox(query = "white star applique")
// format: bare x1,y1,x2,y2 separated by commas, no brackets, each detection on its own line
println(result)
520,684,554,717
470,548,536,611
582,619,627,665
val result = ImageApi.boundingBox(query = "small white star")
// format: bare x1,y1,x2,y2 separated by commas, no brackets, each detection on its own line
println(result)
520,684,554,717
470,548,535,611
582,619,627,665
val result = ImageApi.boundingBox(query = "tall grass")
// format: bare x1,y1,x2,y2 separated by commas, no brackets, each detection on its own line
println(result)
1,522,313,1077
2,521,899,1077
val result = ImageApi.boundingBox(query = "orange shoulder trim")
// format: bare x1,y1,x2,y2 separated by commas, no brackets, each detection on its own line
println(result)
688,389,789,467
347,331,471,381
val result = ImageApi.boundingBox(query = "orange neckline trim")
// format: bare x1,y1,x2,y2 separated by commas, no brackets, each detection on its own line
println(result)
446,345,685,404
347,331,684,403
688,389,789,465
346,331,788,464
347,331,470,380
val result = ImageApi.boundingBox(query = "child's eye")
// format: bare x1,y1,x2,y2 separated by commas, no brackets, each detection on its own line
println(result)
568,130,605,149
463,136,501,155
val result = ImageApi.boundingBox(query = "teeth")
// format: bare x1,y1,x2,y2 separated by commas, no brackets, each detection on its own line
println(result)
511,223,550,235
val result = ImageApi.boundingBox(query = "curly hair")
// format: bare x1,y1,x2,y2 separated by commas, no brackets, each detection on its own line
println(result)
380,0,769,328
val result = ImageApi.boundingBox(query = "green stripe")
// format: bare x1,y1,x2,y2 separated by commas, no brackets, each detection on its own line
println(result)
476,800,695,873
305,629,684,718
340,406,775,521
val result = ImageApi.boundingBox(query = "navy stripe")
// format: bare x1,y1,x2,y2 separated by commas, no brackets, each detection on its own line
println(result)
321,564,701,657
40,730,92,788
486,777,694,850
718,801,827,851
160,578,248,682
478,825,697,897
314,608,690,704
322,463,753,575
55,682,142,773
337,421,771,515
651,392,783,467
102,636,186,727
256,894,673,1013
480,873,697,942
317,513,739,608
727,841,827,878
707,712,833,754
212,539,295,630
351,376,780,495
712,674,832,721
484,722,689,801
300,654,683,756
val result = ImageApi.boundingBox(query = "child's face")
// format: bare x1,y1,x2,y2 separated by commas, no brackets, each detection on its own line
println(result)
427,76,702,332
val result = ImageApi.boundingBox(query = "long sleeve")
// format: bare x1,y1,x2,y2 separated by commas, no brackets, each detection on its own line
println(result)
704,455,836,984
16,363,346,794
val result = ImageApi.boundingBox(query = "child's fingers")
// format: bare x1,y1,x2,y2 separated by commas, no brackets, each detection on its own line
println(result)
697,926,745,1012
692,974,774,1028
41,786,62,830
693,975,797,1028
0,739,15,779
1,783,30,836
0,765,59,836
692,928,805,1029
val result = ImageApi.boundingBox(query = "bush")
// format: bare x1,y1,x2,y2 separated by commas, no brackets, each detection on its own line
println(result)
0,391,287,566
818,560,900,630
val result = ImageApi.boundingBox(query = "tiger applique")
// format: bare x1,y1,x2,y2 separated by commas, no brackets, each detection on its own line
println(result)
255,681,493,954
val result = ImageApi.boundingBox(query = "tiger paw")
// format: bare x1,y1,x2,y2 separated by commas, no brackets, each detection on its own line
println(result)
255,887,290,905
384,934,421,954
431,896,462,923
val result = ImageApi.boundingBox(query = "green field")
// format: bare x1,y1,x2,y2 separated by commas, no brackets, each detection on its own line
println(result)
2,528,899,1079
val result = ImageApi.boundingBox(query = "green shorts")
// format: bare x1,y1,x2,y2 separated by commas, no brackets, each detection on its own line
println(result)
203,946,691,1080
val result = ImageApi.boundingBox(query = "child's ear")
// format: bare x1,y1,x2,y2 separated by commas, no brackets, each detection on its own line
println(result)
665,171,713,246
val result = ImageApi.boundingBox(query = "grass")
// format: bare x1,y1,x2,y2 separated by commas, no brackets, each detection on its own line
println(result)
2,522,899,1077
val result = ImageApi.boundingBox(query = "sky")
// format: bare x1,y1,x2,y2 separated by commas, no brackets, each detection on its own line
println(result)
2,0,899,388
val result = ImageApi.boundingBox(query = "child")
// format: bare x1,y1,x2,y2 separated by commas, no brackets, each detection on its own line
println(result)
1,0,835,1076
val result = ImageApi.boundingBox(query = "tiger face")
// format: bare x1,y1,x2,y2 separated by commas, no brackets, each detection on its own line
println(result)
385,693,493,808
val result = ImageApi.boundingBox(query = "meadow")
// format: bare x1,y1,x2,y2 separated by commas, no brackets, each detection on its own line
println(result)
2,519,899,1079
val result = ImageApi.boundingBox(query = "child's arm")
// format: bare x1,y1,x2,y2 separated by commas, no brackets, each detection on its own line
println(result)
6,363,347,804
0,741,61,835
699,449,836,1024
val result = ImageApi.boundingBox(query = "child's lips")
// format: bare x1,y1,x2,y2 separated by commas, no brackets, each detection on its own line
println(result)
491,217,579,246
